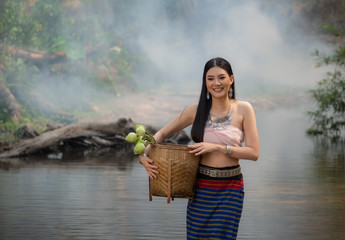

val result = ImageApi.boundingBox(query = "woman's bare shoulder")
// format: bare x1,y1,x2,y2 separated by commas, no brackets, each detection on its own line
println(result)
180,103,198,122
187,103,198,112
234,100,255,114
236,100,253,107
183,103,198,115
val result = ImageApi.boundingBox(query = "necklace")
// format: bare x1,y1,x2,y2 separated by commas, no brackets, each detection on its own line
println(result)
206,104,232,130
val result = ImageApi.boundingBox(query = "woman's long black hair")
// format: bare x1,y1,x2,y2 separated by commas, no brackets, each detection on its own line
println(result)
191,57,235,143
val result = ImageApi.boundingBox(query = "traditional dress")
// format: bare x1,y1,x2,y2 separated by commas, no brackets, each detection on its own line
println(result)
187,124,244,240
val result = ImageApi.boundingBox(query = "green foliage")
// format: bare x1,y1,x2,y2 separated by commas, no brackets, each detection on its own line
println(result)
307,71,345,137
30,0,64,49
0,1,40,48
0,110,49,142
293,0,345,36
0,0,67,51
308,26,345,138
322,24,345,38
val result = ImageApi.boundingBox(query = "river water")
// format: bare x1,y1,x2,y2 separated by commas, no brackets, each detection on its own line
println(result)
0,105,344,240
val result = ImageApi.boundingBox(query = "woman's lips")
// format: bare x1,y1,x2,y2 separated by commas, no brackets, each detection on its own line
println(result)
212,87,224,93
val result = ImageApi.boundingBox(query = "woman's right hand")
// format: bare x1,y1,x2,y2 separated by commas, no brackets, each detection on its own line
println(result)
140,155,159,180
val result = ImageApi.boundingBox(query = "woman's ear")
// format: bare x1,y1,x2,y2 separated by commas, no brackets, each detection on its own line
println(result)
230,75,234,85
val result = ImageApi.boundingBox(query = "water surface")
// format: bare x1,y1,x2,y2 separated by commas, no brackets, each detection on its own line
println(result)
0,106,344,240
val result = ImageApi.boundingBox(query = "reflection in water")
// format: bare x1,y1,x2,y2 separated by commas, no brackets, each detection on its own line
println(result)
306,138,345,240
239,107,345,240
310,137,345,184
0,106,344,240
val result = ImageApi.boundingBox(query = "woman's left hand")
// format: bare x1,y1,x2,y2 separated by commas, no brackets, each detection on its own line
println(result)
188,142,218,156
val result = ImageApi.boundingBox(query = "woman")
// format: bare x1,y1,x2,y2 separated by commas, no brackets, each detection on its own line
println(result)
140,57,259,239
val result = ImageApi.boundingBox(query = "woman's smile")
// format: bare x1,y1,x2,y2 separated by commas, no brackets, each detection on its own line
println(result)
212,87,224,93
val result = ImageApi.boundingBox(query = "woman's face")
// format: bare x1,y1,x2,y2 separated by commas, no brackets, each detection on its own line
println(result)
206,66,234,99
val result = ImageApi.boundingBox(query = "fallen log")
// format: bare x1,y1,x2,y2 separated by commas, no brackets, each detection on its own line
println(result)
0,43,103,66
0,118,191,159
0,118,134,158
0,44,66,65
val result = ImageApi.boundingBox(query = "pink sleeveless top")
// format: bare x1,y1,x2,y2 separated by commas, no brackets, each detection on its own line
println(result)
203,125,244,147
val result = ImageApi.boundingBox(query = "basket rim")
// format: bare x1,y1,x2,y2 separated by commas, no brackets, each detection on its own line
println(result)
151,143,190,151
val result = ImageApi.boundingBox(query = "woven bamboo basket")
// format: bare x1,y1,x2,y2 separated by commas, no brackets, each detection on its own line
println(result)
148,144,200,203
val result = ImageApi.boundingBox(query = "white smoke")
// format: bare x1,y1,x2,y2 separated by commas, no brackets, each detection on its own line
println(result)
22,0,331,116
133,1,330,98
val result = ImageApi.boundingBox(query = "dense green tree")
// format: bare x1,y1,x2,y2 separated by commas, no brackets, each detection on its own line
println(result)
291,0,345,138
307,26,345,138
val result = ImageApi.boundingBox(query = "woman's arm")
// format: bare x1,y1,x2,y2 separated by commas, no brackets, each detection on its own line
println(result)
153,104,197,144
140,104,197,179
230,101,259,161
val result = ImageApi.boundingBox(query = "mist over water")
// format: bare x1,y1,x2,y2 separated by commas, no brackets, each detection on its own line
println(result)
130,0,329,96
14,1,331,114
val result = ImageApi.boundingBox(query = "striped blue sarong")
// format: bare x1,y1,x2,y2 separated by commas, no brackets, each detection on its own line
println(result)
186,166,244,240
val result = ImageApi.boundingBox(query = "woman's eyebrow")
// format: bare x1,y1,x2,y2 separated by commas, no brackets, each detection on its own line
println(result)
208,73,225,77
207,73,225,77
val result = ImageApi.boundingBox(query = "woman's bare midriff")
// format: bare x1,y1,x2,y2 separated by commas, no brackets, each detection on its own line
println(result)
200,152,239,168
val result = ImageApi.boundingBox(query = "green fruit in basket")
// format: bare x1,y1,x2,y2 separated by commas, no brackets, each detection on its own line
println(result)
125,132,138,143
136,126,146,137
134,142,146,154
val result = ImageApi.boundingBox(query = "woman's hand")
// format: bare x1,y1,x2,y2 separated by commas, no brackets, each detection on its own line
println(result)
140,155,159,180
188,142,220,156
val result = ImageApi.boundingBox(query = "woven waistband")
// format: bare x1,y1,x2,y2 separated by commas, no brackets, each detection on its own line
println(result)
198,165,241,178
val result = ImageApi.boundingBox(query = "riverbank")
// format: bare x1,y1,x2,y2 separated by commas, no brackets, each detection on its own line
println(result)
0,90,311,146
78,90,312,127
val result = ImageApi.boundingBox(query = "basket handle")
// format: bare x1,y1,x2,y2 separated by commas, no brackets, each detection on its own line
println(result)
167,159,172,204
149,176,152,201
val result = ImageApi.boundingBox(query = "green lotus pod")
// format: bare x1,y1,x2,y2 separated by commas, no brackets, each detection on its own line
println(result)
136,126,146,137
125,132,138,143
134,142,146,154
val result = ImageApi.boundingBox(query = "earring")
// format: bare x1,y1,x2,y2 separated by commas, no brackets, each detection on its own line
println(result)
207,90,210,100
228,88,233,98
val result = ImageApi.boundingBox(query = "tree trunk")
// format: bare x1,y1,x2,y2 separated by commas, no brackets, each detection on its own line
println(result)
0,44,66,65
0,81,21,122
